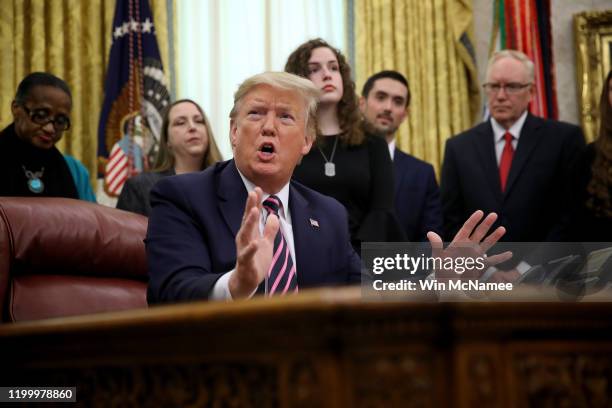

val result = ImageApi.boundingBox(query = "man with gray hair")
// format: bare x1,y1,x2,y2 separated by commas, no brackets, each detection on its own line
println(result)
146,71,510,302
440,50,585,281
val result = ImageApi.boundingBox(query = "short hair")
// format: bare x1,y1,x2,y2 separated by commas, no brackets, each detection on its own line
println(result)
153,99,222,172
486,50,535,83
14,72,72,103
229,71,320,142
361,70,411,106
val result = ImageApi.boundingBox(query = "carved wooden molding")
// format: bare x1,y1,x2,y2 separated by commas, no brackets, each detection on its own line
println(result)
515,353,612,407
574,10,612,142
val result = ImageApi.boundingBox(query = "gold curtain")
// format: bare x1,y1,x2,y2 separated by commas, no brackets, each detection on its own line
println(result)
0,0,173,187
354,0,480,176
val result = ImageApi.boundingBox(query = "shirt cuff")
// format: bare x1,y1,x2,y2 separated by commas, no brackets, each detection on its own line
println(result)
209,270,259,301
516,261,531,275
210,270,234,301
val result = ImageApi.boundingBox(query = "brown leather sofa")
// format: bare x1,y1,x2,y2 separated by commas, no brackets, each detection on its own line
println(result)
0,197,148,322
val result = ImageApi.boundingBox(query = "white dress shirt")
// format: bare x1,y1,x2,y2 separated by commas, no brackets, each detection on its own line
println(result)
210,170,296,300
490,110,527,165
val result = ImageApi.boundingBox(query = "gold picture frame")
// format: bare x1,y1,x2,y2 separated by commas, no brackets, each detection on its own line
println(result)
574,10,612,142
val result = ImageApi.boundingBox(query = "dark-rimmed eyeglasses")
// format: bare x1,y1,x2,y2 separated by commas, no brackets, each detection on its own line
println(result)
482,82,532,95
21,104,71,131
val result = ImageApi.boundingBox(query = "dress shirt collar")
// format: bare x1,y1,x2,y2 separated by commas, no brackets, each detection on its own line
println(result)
236,168,291,220
388,139,396,160
490,110,528,143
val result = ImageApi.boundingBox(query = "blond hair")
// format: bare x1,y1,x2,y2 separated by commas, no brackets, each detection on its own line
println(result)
229,71,320,142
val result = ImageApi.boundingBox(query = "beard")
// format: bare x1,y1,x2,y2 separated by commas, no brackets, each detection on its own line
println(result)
361,118,396,139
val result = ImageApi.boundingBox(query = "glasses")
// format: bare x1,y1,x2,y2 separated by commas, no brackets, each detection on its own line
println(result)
483,82,532,95
21,104,71,131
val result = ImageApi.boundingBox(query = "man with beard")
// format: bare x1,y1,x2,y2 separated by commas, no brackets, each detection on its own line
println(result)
360,70,442,241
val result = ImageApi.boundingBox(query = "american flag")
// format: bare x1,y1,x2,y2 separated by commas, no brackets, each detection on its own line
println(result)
97,0,170,196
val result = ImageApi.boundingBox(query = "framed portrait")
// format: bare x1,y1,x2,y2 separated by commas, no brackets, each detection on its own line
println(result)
574,10,612,142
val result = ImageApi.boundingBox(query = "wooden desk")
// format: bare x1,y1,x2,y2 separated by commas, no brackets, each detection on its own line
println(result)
1,288,611,407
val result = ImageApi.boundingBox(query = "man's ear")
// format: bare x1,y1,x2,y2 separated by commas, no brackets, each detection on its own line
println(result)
11,100,19,116
301,134,313,156
358,96,366,113
399,105,410,123
229,119,238,148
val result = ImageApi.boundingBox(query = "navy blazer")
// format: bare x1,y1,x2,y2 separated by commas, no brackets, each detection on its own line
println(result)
146,160,362,303
393,149,443,241
440,113,585,242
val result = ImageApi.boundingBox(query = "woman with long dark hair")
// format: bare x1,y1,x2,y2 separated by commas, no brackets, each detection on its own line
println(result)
285,39,403,252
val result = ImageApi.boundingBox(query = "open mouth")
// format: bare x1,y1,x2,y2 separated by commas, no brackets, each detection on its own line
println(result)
260,143,275,154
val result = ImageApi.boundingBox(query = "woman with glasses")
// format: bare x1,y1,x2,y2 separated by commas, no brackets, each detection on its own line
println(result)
285,39,404,254
0,72,95,201
116,99,222,216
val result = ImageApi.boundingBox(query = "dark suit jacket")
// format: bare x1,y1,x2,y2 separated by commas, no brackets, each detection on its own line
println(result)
440,113,585,242
116,170,174,216
393,149,443,241
146,160,362,303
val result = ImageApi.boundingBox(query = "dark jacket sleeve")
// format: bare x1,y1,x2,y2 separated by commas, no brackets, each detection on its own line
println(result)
145,177,224,303
440,138,464,241
116,177,149,216
545,123,586,241
356,136,406,243
418,163,444,240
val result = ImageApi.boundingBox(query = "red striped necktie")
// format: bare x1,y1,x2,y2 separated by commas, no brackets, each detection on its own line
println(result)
263,195,298,295
499,132,514,192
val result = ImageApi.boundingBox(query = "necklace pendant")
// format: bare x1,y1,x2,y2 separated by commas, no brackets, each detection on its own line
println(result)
324,162,336,177
27,177,44,194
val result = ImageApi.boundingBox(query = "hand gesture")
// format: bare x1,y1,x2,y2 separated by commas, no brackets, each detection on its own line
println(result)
427,211,513,281
229,187,279,298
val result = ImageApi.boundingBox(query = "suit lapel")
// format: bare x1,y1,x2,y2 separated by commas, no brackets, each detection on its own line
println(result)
473,122,503,203
393,149,406,193
288,184,321,287
217,160,247,237
504,114,542,197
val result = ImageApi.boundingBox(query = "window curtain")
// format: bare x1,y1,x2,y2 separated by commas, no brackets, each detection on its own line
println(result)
176,0,346,159
354,0,480,175
0,0,174,187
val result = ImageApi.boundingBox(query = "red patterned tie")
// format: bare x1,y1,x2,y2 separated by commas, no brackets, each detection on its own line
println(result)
499,132,514,192
262,195,298,295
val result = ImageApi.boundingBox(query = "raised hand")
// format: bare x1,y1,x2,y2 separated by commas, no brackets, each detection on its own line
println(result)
229,187,279,298
427,211,513,280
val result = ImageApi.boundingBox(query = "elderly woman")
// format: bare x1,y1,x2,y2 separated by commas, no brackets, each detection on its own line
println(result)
117,99,222,216
0,72,95,201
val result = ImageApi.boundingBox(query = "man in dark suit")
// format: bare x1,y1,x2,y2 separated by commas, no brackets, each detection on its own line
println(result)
146,72,362,302
146,72,510,303
440,50,585,281
360,70,442,241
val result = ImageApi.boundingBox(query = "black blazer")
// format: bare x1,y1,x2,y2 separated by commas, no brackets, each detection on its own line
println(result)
440,113,585,242
393,149,443,241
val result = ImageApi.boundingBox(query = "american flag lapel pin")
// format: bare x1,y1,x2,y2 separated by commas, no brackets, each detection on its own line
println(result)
309,218,319,228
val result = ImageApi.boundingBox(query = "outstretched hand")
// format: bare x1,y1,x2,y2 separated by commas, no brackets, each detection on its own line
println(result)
229,187,279,298
427,211,513,280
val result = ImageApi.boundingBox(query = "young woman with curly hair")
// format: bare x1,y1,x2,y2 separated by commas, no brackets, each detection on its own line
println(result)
285,39,404,253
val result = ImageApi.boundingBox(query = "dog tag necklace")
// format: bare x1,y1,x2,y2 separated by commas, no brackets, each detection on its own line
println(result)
317,136,339,177
22,165,45,194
